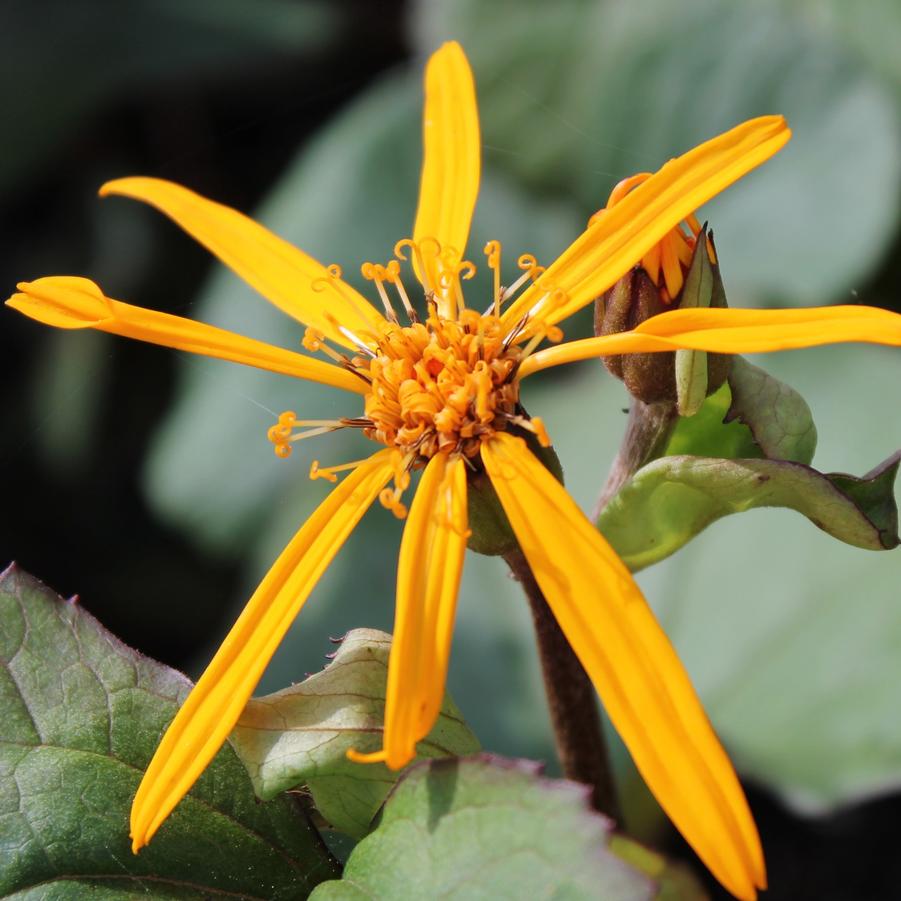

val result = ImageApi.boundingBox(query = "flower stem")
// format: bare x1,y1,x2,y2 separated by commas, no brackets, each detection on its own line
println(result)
593,399,678,518
505,547,621,821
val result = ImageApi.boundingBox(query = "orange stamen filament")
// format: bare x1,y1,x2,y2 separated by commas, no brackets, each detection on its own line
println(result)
310,262,379,329
395,237,437,297
268,411,372,459
302,327,349,365
330,317,376,358
309,457,377,483
484,240,502,315
384,260,419,323
361,262,399,324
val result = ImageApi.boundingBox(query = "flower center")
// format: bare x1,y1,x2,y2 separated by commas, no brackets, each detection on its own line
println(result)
362,308,525,460
265,238,553,517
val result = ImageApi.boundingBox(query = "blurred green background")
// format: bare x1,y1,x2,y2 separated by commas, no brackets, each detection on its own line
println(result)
2,1,900,897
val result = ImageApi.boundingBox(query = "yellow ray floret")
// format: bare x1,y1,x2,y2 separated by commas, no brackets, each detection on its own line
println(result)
517,304,901,378
99,176,387,350
349,454,468,769
7,277,366,395
412,41,481,318
481,433,765,901
501,116,791,332
129,450,395,852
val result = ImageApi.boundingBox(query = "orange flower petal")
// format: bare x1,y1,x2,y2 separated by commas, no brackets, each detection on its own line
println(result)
8,277,367,394
501,116,791,332
348,454,468,769
482,432,765,901
518,304,901,378
412,41,481,317
100,177,386,349
634,304,901,351
130,450,395,851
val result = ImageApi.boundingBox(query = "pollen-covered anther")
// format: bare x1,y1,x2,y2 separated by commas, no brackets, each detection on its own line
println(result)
379,486,408,519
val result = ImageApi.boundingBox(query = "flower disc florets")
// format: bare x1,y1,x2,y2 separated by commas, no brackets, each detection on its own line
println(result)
362,309,522,460
266,240,554,518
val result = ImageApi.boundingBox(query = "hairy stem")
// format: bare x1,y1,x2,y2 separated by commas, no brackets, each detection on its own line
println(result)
505,548,621,821
593,399,678,518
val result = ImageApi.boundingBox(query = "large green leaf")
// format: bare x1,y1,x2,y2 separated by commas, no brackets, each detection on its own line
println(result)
0,565,339,899
599,451,899,571
231,629,479,839
309,756,654,901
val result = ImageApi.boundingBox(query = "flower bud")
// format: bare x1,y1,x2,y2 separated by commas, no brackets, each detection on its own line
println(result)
594,227,731,411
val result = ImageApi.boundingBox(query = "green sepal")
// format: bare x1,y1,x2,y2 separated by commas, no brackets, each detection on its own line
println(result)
675,227,715,416
466,424,563,557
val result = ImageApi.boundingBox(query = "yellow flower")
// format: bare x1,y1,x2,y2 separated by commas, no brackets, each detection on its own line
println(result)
8,40,901,901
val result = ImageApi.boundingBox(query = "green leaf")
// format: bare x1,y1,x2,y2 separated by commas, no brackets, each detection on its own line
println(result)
664,358,817,464
0,564,339,899
598,452,899,572
662,382,761,461
308,756,653,901
230,629,479,839
601,354,882,569
827,452,901,550
725,358,817,464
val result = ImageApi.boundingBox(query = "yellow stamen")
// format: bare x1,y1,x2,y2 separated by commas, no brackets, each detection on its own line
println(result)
498,253,544,308
361,262,400,324
310,457,376,483
383,259,419,323
484,240,502,315
301,326,350,368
